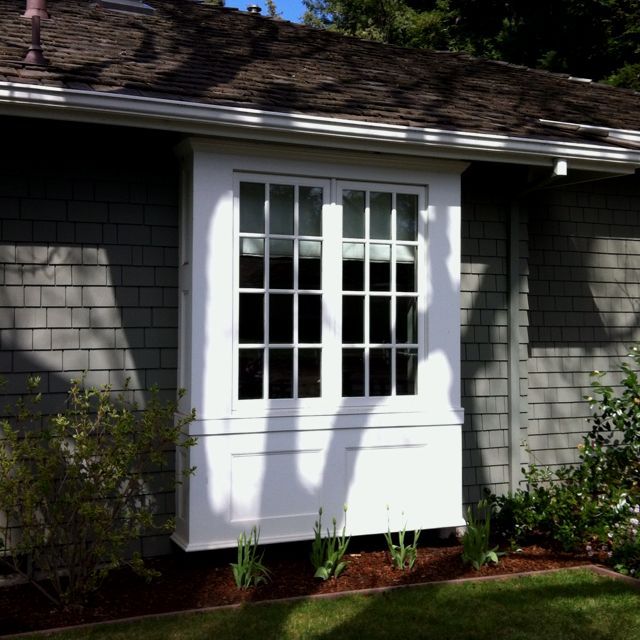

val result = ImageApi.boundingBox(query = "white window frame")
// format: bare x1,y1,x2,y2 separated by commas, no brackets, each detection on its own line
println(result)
231,172,429,417
178,140,464,434
232,173,332,414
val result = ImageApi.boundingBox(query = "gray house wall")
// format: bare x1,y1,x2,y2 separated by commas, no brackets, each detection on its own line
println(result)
460,187,510,502
0,120,181,556
2,120,640,551
460,164,529,504
461,167,640,503
527,176,640,471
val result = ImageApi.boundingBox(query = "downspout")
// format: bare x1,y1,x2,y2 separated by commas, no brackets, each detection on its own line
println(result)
506,159,565,492
507,200,522,493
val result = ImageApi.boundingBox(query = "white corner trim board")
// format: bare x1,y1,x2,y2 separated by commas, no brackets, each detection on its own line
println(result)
2,82,640,171
172,142,465,549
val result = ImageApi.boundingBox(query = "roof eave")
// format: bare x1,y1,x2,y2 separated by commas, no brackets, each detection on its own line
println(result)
2,81,640,174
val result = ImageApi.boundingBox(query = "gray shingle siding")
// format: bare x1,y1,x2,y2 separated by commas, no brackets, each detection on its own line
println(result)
0,121,180,556
527,176,640,471
4,121,640,551
461,175,514,504
461,168,640,501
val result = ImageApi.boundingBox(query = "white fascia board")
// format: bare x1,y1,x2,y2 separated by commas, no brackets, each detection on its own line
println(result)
2,81,640,172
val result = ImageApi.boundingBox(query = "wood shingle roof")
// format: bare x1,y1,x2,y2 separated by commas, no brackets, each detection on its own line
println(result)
2,0,640,145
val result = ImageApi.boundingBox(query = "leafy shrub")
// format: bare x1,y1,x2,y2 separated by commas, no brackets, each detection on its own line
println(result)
0,376,196,607
383,510,420,570
490,348,640,572
461,501,500,570
310,506,350,580
231,526,270,589
610,504,640,577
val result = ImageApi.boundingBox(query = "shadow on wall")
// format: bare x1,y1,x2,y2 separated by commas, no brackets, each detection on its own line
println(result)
526,175,640,468
252,195,463,543
458,162,529,504
0,118,182,555
456,164,640,498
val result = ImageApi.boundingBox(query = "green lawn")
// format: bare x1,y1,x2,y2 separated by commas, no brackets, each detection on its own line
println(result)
48,569,639,640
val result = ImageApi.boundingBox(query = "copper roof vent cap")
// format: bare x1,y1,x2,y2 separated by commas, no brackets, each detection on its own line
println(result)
23,0,49,19
247,4,261,13
23,0,48,66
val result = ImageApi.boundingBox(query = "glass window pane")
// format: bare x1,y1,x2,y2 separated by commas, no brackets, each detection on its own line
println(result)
343,190,365,238
396,245,416,292
370,348,391,396
270,184,294,235
342,242,364,291
370,296,391,343
397,348,418,395
299,348,321,398
269,293,293,343
240,238,264,289
396,297,417,344
240,182,265,234
299,186,323,236
397,193,418,241
299,294,322,343
239,293,263,343
342,348,364,397
299,240,322,290
370,244,391,291
342,296,364,343
270,239,294,289
269,348,293,399
370,192,391,240
239,348,263,399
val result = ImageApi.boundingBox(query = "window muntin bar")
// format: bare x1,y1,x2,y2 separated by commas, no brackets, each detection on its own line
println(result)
238,180,324,401
340,188,420,399
236,178,423,405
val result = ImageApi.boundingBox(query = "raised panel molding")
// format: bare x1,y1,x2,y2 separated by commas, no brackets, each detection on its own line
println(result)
174,424,463,550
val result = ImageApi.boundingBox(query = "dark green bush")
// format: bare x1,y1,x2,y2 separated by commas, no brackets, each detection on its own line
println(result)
0,377,196,607
490,348,640,575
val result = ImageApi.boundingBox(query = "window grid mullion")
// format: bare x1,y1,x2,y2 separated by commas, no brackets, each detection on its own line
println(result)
264,183,271,400
237,177,422,406
364,190,371,397
325,181,341,402
391,191,397,396
293,187,300,398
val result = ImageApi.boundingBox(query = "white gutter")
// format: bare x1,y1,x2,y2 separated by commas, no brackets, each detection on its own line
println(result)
2,81,640,171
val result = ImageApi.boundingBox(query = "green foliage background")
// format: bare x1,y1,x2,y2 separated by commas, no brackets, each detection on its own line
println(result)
303,0,640,90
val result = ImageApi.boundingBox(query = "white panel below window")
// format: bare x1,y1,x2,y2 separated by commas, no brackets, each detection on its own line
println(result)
172,422,463,551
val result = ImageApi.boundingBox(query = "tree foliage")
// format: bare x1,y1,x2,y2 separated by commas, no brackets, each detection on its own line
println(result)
303,0,640,89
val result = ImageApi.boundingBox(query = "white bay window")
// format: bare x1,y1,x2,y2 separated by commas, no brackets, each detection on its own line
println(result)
174,141,466,550
234,177,426,409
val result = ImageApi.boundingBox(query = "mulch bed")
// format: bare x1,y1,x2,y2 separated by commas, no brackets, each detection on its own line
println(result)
0,536,591,636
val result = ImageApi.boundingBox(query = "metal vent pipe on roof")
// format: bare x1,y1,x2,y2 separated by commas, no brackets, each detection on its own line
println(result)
247,4,261,13
22,0,48,66
23,0,49,19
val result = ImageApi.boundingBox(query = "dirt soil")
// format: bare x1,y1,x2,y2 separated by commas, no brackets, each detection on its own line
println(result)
0,537,590,636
